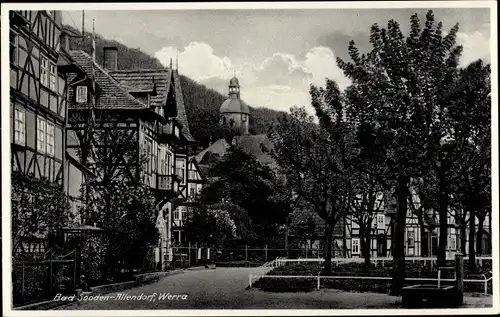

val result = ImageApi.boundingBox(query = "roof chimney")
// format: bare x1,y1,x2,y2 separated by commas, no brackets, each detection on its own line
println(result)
103,46,118,71
61,31,71,52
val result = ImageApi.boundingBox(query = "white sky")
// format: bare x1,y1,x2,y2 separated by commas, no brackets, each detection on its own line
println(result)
62,8,491,114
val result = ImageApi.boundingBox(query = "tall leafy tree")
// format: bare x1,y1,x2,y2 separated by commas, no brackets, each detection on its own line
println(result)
448,60,491,271
274,106,350,274
336,10,468,294
201,146,289,242
183,202,237,265
312,79,387,268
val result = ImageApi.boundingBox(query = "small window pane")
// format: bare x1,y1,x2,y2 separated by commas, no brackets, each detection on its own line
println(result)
76,86,87,103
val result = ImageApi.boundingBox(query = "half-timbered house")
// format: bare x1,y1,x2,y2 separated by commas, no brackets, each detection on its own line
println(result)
9,10,94,249
344,189,491,258
64,54,197,269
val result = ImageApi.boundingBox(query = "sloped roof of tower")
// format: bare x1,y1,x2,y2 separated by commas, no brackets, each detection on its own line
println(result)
110,68,196,142
220,98,250,115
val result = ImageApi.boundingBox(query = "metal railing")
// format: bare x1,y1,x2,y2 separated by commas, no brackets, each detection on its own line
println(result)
271,256,492,267
248,271,493,295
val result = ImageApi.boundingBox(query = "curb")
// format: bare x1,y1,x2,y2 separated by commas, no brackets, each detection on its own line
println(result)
185,266,208,271
14,269,184,311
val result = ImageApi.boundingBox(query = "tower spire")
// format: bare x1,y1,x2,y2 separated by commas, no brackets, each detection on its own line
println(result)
169,58,172,69
176,54,179,71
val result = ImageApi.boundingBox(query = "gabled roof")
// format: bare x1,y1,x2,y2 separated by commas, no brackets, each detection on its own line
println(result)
110,69,172,109
68,50,149,110
234,134,274,166
110,69,195,142
195,138,231,164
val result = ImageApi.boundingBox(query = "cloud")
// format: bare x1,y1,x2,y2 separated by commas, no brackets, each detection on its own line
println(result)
154,42,233,80
303,46,351,89
456,30,490,67
155,42,349,114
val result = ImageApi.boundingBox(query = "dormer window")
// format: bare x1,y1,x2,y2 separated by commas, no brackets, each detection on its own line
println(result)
76,86,88,103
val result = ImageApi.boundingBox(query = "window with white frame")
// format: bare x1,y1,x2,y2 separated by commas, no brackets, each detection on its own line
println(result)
407,231,415,247
449,234,456,250
76,86,88,103
37,117,46,153
10,31,18,65
49,63,57,91
41,57,49,87
377,214,385,229
160,157,166,174
14,107,25,145
351,238,360,254
143,139,152,173
46,121,55,156
166,153,172,174
189,187,195,198
152,147,158,173
173,210,179,221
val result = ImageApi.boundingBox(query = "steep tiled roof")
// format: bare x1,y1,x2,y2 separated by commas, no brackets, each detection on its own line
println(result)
195,138,231,163
110,69,195,142
195,134,277,168
110,69,172,109
68,50,148,110
172,70,195,142
234,134,275,167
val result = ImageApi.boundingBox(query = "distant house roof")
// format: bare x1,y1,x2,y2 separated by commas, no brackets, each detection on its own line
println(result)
68,50,151,110
195,138,231,164
110,69,195,142
234,134,274,167
195,134,276,168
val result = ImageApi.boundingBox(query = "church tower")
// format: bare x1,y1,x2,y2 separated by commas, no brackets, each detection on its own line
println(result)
220,75,250,135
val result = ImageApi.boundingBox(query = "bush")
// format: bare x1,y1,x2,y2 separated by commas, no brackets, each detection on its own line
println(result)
252,277,315,292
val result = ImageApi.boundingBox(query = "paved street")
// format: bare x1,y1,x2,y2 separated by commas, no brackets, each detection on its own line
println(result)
53,267,492,310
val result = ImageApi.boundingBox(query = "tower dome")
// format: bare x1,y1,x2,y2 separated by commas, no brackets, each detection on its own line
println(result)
220,75,250,115
220,75,250,134
220,98,250,115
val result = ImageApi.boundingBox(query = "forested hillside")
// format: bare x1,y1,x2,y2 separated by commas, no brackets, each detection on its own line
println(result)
66,25,288,147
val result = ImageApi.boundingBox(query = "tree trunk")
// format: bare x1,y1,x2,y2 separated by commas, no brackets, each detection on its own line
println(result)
285,220,289,258
437,170,449,267
460,221,467,255
390,175,409,296
364,222,372,268
417,213,426,256
323,222,333,275
488,209,492,254
476,216,484,256
468,207,477,272
342,215,347,258
359,223,366,263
